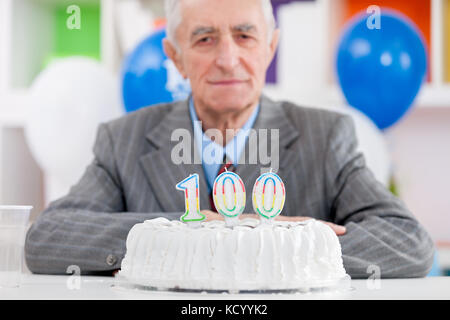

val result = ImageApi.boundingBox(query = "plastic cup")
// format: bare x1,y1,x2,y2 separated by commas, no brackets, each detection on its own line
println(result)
0,206,32,288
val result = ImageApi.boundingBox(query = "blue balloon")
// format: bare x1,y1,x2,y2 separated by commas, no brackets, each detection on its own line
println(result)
336,11,427,129
122,29,191,113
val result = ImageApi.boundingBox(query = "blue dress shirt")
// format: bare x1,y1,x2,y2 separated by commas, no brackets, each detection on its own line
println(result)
188,97,259,193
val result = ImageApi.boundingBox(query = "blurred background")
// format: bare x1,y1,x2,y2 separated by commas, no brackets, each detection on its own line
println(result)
0,0,449,276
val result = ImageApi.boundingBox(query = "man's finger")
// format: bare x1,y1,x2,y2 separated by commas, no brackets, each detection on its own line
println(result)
201,211,346,235
323,222,347,236
275,216,312,222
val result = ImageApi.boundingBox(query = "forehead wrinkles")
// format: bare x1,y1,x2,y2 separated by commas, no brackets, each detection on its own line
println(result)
191,23,257,38
172,0,275,48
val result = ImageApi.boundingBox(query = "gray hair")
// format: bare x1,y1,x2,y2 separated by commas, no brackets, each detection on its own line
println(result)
164,0,276,51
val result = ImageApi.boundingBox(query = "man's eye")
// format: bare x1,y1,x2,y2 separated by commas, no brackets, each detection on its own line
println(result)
199,37,212,44
236,34,253,42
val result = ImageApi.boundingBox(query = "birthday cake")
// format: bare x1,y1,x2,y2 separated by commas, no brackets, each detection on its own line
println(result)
118,217,348,291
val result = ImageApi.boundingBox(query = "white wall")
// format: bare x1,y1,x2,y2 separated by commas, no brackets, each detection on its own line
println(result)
386,107,450,243
0,127,44,222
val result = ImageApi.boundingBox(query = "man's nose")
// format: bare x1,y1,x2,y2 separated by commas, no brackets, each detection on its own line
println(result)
215,36,239,71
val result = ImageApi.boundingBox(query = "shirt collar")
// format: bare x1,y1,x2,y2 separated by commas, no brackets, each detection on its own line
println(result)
189,97,259,167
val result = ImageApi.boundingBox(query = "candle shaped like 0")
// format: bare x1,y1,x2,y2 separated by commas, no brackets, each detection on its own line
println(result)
176,173,206,224
212,170,246,225
252,171,286,221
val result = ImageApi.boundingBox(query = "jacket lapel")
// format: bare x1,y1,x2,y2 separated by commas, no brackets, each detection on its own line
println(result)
139,99,209,213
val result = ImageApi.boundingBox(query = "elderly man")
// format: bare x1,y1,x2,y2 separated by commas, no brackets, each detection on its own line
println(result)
25,0,434,278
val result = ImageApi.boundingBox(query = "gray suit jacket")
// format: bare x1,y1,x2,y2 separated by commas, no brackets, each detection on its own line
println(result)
25,95,434,278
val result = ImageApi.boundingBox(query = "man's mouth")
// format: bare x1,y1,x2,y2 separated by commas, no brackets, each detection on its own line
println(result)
208,79,248,86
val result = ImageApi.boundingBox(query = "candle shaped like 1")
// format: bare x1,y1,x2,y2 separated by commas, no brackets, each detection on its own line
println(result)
176,174,205,227
212,170,246,226
252,171,286,222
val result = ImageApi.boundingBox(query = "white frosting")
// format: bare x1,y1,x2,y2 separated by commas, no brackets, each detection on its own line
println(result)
119,218,348,291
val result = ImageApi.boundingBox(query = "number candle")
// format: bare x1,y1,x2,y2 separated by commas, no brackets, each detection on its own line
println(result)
212,169,246,226
252,170,285,223
176,173,205,227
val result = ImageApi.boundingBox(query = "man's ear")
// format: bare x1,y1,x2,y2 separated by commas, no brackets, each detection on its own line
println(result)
267,28,280,65
163,38,187,78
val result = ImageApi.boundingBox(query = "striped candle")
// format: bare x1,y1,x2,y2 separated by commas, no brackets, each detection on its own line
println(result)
252,171,286,222
212,170,246,226
176,173,205,226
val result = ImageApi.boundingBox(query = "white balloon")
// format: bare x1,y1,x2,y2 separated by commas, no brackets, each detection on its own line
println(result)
25,57,124,202
318,104,392,187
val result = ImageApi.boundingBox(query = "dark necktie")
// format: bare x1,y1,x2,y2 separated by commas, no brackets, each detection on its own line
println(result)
209,155,234,212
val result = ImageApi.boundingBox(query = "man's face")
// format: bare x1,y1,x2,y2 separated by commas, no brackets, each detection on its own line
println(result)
164,0,279,114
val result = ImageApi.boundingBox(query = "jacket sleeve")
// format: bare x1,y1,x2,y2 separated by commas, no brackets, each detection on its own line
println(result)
324,115,435,278
25,123,181,275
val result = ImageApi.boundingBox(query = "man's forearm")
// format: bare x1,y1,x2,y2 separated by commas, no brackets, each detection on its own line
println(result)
339,215,435,278
25,209,181,275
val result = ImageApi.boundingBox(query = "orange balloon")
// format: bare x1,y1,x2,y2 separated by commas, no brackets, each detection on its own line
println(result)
153,17,167,30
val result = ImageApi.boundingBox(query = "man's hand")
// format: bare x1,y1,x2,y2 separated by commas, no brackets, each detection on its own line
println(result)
200,210,224,221
200,210,346,236
275,215,347,236
201,210,259,221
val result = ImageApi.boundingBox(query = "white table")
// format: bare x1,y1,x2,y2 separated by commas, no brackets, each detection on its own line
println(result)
1,275,449,300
